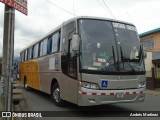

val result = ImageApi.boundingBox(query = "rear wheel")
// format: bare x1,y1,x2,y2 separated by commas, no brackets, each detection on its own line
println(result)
51,83,64,107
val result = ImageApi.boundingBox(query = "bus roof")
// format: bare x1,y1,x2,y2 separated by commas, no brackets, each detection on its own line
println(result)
20,16,134,52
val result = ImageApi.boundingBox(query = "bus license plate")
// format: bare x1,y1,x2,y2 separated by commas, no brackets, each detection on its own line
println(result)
116,93,124,99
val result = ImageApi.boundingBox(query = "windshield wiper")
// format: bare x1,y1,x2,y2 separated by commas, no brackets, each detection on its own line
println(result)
120,46,136,72
112,46,117,69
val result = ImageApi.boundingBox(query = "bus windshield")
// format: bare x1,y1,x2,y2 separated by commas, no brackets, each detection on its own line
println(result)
78,19,145,74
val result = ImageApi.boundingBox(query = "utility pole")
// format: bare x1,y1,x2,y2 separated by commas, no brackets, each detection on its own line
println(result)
2,5,15,120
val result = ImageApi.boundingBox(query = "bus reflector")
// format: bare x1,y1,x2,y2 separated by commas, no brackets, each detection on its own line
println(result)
79,91,144,96
82,92,87,95
110,93,115,95
140,91,143,94
133,92,136,94
92,93,97,95
101,93,106,96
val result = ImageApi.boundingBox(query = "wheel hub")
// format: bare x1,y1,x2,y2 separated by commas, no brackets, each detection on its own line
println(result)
53,88,60,102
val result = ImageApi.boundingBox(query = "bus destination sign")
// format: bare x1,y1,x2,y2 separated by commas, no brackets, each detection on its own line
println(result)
0,0,28,15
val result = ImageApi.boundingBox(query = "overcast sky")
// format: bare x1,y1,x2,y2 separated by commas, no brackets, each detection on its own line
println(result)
0,0,160,57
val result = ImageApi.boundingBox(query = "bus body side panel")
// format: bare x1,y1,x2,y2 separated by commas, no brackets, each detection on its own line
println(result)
19,60,41,90
31,60,41,90
58,74,78,105
37,53,78,105
38,54,58,94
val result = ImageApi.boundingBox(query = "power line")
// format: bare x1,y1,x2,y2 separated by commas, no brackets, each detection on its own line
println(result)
101,0,115,19
127,12,133,23
97,0,109,16
45,0,75,16
73,0,76,17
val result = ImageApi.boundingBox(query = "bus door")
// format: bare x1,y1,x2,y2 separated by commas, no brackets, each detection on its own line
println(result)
61,22,78,104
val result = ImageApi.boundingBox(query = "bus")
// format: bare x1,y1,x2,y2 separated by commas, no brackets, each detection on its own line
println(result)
19,16,146,106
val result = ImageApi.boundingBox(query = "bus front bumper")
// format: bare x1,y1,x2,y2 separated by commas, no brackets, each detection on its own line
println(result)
78,87,145,106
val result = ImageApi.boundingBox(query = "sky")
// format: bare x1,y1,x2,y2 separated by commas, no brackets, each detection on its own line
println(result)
0,0,160,57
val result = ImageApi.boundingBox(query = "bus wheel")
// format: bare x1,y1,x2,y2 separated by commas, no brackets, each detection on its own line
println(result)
51,83,64,107
24,79,29,91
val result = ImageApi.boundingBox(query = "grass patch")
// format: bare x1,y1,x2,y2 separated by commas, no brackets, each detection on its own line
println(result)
156,78,160,81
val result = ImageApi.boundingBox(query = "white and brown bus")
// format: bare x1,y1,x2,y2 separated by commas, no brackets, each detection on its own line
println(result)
19,16,146,106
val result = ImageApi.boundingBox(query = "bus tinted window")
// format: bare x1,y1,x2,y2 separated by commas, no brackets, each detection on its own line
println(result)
52,32,60,53
24,50,28,61
33,44,39,58
31,46,34,59
62,22,75,52
47,37,52,54
43,39,48,56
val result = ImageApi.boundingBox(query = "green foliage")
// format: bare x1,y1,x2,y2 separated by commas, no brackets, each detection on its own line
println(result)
146,77,152,81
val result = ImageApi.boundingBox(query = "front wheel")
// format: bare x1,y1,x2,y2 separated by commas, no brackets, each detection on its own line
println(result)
51,83,64,107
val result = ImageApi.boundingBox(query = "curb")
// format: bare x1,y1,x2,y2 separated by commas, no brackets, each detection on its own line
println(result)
146,90,160,96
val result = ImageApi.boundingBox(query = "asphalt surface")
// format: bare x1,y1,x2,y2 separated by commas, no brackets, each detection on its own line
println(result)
16,88,160,120
0,80,3,112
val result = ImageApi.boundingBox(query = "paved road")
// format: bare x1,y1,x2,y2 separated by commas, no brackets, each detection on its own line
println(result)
17,88,160,120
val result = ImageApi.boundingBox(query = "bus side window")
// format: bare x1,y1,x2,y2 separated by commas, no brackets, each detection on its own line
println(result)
33,44,39,58
21,52,24,62
61,22,77,79
27,48,30,60
62,22,75,52
47,36,52,54
25,49,28,61
43,39,48,56
39,41,43,57
23,51,25,61
52,31,60,53
28,47,32,59
31,46,34,59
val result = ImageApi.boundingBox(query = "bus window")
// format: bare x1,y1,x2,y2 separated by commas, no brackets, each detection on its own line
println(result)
47,37,52,54
31,46,34,59
24,50,28,61
52,31,60,53
62,22,75,52
61,22,77,78
43,39,48,56
20,52,24,62
27,48,30,60
33,44,39,58
28,47,32,59
39,41,43,57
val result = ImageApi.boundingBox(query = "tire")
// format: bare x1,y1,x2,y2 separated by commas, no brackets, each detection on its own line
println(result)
51,83,64,107
24,78,29,91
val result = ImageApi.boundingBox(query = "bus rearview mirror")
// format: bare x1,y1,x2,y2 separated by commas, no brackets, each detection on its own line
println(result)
71,34,80,51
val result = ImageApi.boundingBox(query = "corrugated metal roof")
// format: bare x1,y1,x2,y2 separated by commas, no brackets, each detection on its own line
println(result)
139,27,160,37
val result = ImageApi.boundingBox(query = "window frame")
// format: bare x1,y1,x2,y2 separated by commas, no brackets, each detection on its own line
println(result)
20,29,61,60
141,36,154,49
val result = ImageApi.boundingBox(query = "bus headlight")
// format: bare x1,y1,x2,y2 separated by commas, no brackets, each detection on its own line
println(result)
81,82,100,90
138,82,146,88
